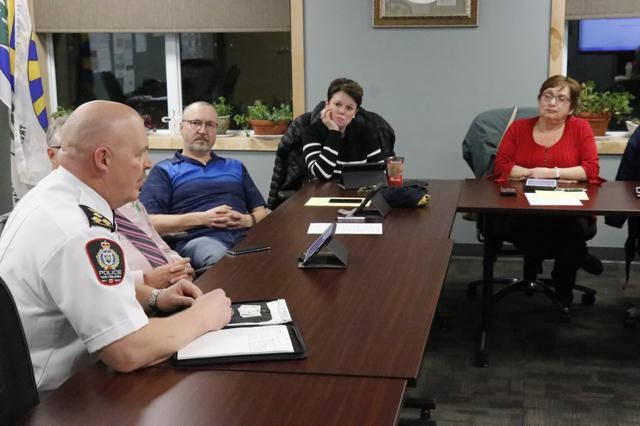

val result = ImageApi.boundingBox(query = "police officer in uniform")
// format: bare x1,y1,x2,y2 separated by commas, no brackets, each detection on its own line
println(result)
0,101,232,392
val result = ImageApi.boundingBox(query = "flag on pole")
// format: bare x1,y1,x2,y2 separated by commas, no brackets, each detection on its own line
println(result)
0,0,50,201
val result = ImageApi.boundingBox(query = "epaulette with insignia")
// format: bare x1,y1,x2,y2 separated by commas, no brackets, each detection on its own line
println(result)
79,205,115,232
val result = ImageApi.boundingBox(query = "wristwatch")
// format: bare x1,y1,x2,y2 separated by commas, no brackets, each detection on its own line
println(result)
148,288,163,313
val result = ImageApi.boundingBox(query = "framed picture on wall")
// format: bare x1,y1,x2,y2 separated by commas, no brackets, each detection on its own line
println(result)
373,0,478,28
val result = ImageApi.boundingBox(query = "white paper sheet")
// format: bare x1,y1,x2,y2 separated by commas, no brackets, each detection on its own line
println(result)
543,189,589,201
308,222,383,235
226,299,292,327
176,325,294,360
525,192,583,206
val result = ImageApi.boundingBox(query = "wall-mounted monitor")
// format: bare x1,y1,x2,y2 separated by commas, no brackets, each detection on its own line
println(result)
579,18,640,52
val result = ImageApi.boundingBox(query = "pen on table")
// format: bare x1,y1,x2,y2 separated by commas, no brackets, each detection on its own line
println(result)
555,188,587,192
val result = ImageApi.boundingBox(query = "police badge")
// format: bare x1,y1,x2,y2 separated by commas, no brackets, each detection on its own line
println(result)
86,239,126,285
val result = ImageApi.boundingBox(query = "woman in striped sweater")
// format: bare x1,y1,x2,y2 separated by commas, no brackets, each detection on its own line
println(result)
302,78,384,181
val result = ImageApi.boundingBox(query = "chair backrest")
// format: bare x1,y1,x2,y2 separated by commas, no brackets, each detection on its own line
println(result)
462,106,538,178
266,102,396,209
0,276,39,422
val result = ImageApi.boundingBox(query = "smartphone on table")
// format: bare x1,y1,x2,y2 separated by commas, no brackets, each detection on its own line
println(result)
225,245,271,256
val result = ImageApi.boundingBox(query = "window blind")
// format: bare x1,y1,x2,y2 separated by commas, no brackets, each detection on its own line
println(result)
33,0,290,33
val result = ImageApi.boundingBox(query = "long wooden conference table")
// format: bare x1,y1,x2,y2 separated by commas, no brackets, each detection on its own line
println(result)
24,180,462,425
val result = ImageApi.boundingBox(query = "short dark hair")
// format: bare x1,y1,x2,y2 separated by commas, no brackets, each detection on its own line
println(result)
327,78,363,108
538,75,581,111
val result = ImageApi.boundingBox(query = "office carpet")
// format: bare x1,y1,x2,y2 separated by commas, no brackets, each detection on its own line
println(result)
402,256,640,426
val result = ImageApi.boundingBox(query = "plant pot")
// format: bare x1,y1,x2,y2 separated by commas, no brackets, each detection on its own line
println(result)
217,116,230,135
250,119,289,136
577,112,611,137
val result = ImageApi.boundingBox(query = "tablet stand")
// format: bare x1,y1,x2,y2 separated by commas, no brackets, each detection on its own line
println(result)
355,190,391,218
298,238,349,269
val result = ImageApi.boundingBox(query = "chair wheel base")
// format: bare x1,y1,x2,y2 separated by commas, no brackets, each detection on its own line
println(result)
624,306,640,328
559,307,572,323
581,293,596,306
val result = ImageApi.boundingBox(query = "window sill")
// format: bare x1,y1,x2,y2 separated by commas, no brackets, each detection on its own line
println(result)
148,134,280,152
596,133,630,155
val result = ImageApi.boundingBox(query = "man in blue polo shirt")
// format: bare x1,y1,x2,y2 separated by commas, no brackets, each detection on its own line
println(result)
140,102,268,269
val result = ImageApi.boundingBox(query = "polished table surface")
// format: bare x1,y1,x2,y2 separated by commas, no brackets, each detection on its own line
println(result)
24,180,462,424
458,179,640,215
457,178,640,366
188,180,461,379
24,366,405,426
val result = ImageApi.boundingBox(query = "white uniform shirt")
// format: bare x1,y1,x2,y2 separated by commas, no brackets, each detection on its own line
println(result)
0,167,148,391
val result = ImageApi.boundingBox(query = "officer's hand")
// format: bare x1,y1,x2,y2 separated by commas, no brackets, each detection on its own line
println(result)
192,288,232,330
156,279,203,312
143,258,194,288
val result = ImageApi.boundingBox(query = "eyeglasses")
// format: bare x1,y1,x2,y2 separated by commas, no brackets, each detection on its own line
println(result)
540,92,571,105
182,119,218,131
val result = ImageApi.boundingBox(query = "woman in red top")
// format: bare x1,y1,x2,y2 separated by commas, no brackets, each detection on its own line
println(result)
492,75,602,308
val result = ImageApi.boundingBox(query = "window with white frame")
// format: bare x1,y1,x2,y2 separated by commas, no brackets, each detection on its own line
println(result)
48,32,292,133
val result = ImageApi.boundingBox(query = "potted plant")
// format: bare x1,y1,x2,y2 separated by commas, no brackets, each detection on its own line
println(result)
234,100,292,136
212,96,234,135
576,81,634,136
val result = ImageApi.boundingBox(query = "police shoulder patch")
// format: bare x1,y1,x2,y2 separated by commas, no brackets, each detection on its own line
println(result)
85,238,126,286
79,205,115,232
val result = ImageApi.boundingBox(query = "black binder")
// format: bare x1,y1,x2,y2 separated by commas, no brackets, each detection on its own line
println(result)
172,299,307,365
298,223,349,268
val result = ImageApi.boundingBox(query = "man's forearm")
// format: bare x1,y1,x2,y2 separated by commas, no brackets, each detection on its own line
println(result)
149,213,204,234
251,206,269,223
97,310,211,372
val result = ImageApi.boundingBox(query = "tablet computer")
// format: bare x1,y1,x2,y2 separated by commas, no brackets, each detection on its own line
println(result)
300,222,336,265
524,178,557,191
339,163,387,190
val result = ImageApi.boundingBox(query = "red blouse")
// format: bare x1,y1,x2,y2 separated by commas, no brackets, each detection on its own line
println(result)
492,115,603,184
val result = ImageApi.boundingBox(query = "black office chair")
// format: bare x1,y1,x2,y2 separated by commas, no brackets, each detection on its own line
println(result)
473,215,597,313
0,276,39,423
462,107,598,318
267,102,396,209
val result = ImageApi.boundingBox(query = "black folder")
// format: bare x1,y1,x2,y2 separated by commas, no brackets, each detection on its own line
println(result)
172,299,307,365
172,324,307,366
